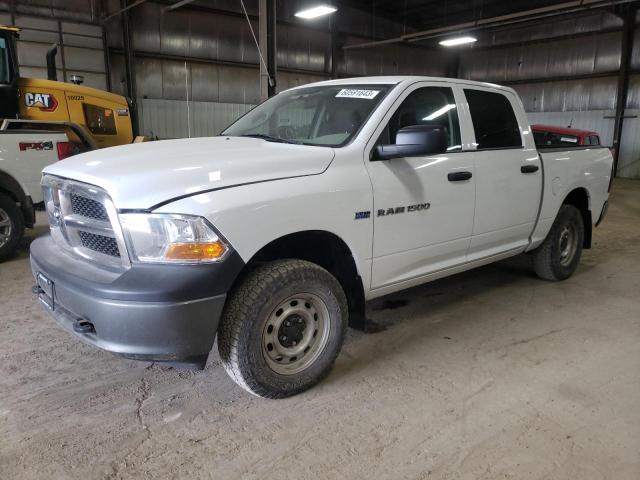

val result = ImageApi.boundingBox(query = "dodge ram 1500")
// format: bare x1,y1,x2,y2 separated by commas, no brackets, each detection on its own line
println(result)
31,76,613,398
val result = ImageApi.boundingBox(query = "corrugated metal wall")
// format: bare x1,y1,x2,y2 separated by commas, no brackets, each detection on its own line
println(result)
446,17,640,178
0,9,107,89
138,98,254,139
103,1,452,140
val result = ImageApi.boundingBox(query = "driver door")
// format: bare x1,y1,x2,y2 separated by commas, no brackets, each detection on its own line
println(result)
365,82,476,291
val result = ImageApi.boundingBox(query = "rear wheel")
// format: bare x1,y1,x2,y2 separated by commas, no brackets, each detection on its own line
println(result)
218,259,348,398
532,205,584,281
0,193,24,262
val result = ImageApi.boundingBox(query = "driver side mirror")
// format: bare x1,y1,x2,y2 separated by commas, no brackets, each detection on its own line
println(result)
372,125,448,161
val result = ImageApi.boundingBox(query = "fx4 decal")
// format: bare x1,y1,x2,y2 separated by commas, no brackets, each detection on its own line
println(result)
19,141,53,151
24,92,58,112
377,203,430,217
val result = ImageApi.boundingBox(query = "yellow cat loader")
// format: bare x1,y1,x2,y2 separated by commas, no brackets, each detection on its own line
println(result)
0,25,137,260
0,25,135,150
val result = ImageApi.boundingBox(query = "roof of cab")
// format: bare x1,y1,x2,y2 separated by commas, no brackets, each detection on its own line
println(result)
287,76,518,95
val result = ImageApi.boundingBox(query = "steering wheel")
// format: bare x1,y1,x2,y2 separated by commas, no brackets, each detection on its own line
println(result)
278,125,297,141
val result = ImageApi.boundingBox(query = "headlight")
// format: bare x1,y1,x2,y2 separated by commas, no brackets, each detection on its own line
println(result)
119,213,229,264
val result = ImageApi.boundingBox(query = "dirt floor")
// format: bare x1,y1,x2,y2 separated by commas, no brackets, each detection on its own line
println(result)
1,179,639,480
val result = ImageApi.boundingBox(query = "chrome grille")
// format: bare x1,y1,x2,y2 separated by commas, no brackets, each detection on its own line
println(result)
70,193,109,221
78,231,120,257
41,175,130,270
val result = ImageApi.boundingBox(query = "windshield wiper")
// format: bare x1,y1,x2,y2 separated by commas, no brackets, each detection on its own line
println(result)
240,133,301,144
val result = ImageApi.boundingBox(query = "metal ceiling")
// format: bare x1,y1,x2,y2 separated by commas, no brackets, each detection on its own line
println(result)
340,0,639,49
339,0,634,35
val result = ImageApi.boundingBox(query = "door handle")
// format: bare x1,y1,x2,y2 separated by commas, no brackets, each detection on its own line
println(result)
521,165,539,173
448,171,472,182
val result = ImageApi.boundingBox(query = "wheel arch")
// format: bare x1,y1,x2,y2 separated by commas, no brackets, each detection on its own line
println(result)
0,169,33,227
236,230,367,330
561,187,592,248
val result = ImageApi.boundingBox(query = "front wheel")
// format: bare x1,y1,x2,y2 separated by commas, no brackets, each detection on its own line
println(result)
218,259,348,398
532,205,584,281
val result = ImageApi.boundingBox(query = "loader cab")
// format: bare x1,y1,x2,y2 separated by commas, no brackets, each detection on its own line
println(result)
0,27,20,119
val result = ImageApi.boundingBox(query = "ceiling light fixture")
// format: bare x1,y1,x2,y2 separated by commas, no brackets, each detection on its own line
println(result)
439,36,477,47
294,5,337,19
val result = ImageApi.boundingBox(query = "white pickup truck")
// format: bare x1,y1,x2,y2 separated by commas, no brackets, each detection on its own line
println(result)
0,125,73,260
31,76,613,398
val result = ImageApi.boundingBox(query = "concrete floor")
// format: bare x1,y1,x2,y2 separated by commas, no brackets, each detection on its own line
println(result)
1,179,639,480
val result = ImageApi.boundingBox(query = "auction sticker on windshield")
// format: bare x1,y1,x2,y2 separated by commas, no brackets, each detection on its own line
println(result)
336,89,380,99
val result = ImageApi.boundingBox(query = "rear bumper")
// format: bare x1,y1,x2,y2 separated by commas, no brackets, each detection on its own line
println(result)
30,235,240,368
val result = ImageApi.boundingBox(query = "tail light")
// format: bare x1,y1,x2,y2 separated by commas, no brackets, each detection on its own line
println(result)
56,141,75,160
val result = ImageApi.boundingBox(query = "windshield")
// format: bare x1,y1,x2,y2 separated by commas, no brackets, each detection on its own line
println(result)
222,84,392,147
0,38,10,84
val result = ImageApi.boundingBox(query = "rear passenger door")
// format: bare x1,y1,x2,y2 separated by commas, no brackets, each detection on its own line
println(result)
461,87,542,261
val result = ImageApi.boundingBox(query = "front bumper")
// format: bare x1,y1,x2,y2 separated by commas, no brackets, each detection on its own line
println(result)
30,235,243,368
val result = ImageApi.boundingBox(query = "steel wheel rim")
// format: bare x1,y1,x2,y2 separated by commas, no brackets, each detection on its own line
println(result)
261,293,331,375
559,224,577,267
0,207,12,249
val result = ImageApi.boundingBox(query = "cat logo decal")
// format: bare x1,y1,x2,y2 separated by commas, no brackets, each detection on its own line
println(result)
24,92,59,112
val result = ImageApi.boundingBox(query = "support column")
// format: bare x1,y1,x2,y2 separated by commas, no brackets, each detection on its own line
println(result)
266,0,277,97
330,15,340,79
612,6,636,177
101,0,112,91
9,0,16,24
57,20,67,82
259,0,276,101
120,0,138,135
446,53,460,78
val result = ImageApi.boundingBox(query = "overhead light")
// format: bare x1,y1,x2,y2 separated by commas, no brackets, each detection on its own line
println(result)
423,104,456,121
295,5,337,19
439,36,477,47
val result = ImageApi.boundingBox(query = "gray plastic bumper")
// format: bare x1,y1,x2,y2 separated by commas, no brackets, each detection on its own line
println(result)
30,236,231,368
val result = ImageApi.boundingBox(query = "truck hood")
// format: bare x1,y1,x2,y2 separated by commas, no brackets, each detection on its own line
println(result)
43,136,335,209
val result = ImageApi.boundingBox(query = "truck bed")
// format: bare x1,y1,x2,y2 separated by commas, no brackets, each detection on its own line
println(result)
530,146,613,249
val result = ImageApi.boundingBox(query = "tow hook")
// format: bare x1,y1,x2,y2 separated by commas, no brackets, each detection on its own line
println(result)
73,320,96,334
31,284,44,295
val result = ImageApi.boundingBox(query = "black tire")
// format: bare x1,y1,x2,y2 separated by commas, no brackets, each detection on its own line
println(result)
218,259,348,398
0,193,24,262
532,205,584,281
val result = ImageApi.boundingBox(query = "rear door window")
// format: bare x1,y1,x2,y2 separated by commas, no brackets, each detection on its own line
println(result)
464,89,522,149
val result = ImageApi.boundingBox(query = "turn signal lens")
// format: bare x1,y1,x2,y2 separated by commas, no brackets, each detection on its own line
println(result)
119,213,230,264
165,241,227,261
